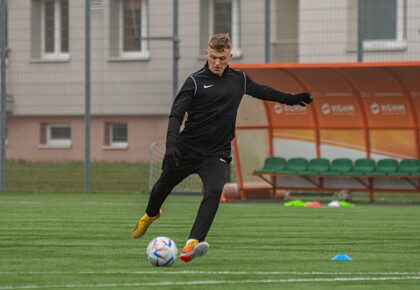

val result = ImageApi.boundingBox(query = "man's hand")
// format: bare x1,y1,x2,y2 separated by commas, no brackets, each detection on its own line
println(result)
162,137,180,170
287,92,313,106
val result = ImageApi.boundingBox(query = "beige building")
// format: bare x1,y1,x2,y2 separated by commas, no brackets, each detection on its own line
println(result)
3,0,420,162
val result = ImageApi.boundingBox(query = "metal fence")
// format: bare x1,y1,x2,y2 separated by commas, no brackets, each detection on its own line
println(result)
0,0,419,193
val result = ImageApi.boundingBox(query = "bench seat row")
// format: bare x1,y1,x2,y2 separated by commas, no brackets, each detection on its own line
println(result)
254,157,420,177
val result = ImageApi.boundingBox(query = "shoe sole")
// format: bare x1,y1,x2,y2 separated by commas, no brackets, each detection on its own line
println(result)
180,241,209,263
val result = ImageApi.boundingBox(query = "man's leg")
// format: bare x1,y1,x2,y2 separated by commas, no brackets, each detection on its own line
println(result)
145,170,185,217
180,157,227,262
133,166,191,239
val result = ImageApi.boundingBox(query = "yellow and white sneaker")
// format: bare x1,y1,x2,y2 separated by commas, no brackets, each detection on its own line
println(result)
179,239,209,263
132,210,161,239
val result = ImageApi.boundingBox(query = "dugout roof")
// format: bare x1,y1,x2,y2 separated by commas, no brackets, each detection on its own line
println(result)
230,62,420,198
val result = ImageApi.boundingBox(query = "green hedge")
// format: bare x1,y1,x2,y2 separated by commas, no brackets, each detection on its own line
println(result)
3,161,150,193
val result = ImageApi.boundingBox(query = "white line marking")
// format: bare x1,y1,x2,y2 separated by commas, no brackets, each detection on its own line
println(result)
0,271,419,276
0,201,43,205
0,276,420,289
85,271,420,275
0,201,194,207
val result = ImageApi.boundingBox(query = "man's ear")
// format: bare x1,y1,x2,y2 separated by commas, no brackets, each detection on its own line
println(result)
205,49,209,57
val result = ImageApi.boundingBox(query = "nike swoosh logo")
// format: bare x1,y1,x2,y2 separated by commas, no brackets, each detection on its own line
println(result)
220,158,227,163
204,84,214,89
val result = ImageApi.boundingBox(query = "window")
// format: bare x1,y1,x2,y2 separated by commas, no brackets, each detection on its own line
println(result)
200,0,241,57
31,0,69,60
212,0,232,37
39,123,72,148
104,122,128,149
362,0,406,50
109,0,149,60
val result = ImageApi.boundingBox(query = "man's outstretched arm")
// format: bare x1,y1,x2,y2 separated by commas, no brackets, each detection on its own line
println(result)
244,73,313,106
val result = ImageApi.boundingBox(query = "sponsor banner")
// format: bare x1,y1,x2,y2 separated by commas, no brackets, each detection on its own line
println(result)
369,103,406,115
273,103,308,115
267,102,316,128
363,98,415,128
316,97,363,128
321,103,356,115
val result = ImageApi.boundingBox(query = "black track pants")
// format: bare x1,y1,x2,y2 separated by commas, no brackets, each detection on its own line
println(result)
145,151,228,242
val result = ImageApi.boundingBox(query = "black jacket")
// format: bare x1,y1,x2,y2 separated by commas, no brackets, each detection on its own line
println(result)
167,63,297,160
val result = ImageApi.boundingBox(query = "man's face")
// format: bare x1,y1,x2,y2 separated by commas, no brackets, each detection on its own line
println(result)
205,47,232,76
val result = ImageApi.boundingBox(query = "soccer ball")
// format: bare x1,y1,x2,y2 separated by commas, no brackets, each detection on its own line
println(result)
146,236,178,266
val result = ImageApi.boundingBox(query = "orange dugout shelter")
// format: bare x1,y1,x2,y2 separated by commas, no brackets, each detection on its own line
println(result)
230,62,420,200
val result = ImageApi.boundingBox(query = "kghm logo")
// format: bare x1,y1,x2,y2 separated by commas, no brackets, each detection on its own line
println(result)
322,103,331,115
370,103,406,115
322,103,355,115
370,103,380,115
274,103,306,114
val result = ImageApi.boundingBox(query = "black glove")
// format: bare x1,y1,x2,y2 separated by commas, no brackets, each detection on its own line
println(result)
287,92,313,106
162,137,180,170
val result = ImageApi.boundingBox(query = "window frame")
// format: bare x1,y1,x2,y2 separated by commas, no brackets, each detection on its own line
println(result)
40,0,70,60
362,0,407,51
103,122,129,150
39,123,72,149
118,0,150,60
208,0,241,58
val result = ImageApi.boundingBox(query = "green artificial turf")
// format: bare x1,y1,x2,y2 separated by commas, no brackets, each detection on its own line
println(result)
0,192,419,290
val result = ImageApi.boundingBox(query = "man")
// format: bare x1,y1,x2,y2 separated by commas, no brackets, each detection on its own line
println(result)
133,34,312,263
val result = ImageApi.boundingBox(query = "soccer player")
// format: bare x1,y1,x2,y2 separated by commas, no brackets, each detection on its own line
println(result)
133,33,313,262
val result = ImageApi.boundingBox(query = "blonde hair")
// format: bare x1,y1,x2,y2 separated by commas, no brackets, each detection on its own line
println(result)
208,33,231,51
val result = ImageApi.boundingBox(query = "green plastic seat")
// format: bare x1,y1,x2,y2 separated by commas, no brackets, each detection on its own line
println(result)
299,158,340,175
298,158,322,175
254,157,286,174
397,159,420,176
315,158,341,175
308,158,330,173
277,157,308,174
331,158,353,175
353,158,379,176
376,158,399,175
